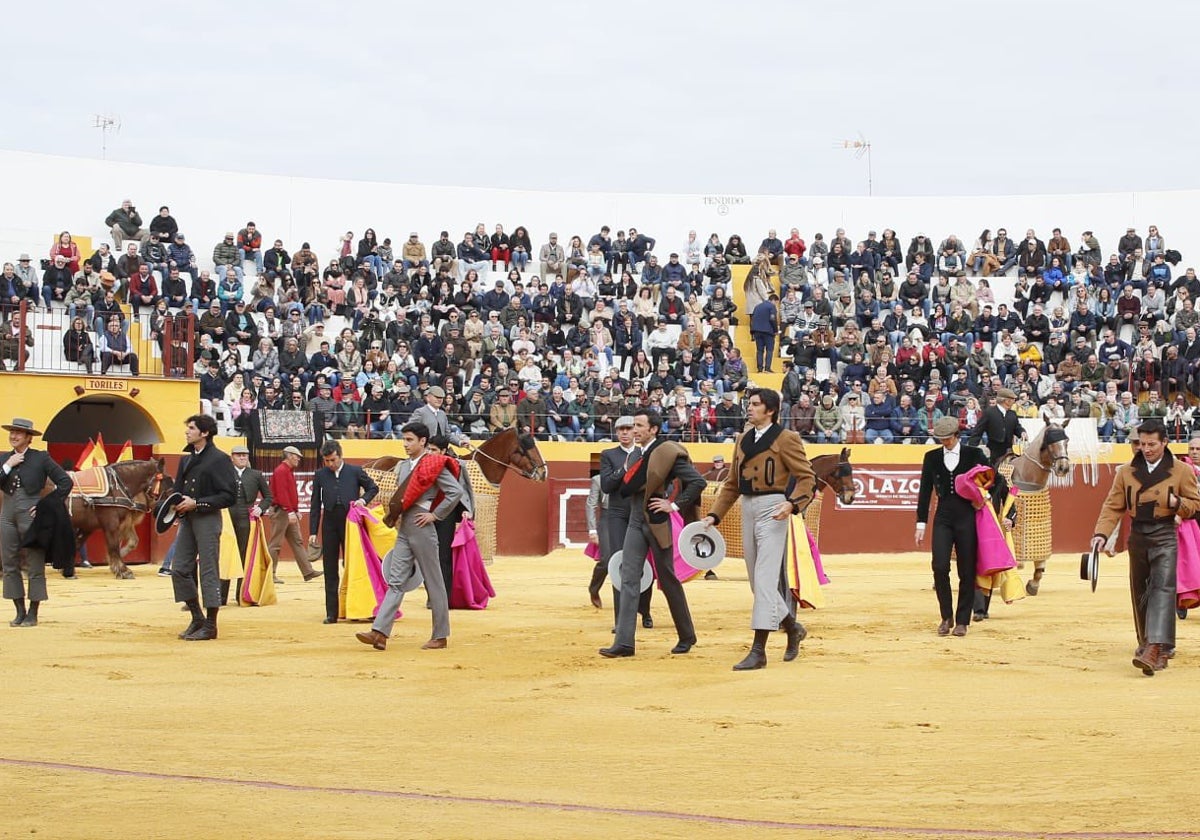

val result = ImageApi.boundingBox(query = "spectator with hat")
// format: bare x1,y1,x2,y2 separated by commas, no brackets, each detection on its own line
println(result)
267,446,321,584
13,254,39,308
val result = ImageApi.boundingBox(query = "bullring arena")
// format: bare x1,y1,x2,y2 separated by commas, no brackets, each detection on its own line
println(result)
3,149,1200,840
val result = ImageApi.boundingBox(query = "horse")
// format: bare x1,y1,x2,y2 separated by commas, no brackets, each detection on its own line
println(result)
1001,421,1071,595
811,448,856,506
67,460,172,579
363,428,548,486
803,448,855,544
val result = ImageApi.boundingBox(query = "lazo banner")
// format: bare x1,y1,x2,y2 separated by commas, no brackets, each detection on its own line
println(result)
836,468,922,510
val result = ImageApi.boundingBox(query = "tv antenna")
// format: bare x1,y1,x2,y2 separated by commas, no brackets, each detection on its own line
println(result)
93,114,121,159
836,133,873,196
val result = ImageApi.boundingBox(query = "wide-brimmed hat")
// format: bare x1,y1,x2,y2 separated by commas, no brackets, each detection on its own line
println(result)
2,418,42,436
932,416,960,439
608,551,654,593
154,492,185,534
677,521,726,571
1080,547,1100,592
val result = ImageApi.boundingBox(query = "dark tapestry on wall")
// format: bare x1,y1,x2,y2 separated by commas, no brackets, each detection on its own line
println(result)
247,410,325,473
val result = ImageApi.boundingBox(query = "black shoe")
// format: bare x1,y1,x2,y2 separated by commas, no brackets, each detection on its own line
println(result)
783,623,807,662
973,611,989,622
670,641,694,654
642,614,654,629
704,570,718,580
599,644,635,658
323,617,338,624
1179,607,1189,620
733,648,767,671
183,620,217,641
178,618,203,639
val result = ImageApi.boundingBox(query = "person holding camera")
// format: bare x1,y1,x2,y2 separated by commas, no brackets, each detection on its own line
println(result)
105,199,150,249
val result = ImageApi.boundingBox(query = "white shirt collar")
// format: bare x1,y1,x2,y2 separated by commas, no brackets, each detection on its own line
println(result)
1145,458,1162,472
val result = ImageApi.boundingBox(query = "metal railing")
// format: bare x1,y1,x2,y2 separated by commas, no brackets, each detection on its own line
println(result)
3,300,195,379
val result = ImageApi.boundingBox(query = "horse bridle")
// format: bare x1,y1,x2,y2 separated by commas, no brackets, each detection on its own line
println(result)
1019,431,1070,474
460,440,547,481
816,459,852,491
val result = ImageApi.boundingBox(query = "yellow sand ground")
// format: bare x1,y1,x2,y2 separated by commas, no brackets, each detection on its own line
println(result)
3,549,1197,840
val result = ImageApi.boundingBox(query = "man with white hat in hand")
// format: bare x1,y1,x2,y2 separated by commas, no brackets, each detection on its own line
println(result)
1,418,72,627
704,389,816,670
915,415,991,637
267,446,322,583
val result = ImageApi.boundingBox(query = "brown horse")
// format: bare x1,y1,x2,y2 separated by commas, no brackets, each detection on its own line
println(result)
811,448,856,506
363,428,548,486
67,460,172,579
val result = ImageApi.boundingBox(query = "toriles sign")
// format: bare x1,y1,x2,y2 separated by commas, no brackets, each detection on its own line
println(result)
83,378,128,392
836,468,921,511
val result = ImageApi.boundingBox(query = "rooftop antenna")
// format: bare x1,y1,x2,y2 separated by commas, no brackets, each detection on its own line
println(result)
836,133,872,196
93,114,121,160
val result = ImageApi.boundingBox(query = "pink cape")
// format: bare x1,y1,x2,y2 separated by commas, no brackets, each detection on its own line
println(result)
1177,519,1200,609
645,511,704,585
450,519,495,610
955,465,1018,577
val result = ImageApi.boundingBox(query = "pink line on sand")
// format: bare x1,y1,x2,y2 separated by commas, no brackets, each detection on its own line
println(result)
0,756,1191,839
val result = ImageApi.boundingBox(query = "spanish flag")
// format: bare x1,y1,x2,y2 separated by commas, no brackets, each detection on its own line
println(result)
115,440,134,462
78,434,109,468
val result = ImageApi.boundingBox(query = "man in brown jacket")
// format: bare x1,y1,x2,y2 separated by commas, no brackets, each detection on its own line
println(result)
600,409,706,659
1091,419,1200,675
705,389,816,670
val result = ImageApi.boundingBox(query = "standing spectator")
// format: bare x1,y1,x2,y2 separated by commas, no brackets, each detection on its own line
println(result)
750,293,779,373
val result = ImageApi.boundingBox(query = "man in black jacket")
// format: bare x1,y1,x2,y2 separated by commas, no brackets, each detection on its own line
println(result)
308,440,378,623
967,388,1026,465
916,416,991,637
227,444,272,601
1,418,72,627
171,414,238,641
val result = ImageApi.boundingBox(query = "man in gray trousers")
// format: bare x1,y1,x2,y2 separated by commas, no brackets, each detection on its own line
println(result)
356,422,462,651
170,414,238,641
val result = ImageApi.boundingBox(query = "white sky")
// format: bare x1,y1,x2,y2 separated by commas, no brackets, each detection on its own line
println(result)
4,0,1198,197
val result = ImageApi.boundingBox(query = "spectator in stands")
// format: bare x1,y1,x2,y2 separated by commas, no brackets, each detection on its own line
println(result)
0,311,32,369
1111,392,1139,441
11,254,39,309
39,255,72,309
88,242,118,278
98,316,139,376
226,300,259,347
715,392,745,439
127,263,158,313
864,391,895,443
236,222,264,274
626,227,656,274
93,289,125,336
164,233,197,283
160,265,187,310
217,267,245,313
64,276,95,324
46,231,81,276
63,316,96,373
264,239,291,282
105,199,150,248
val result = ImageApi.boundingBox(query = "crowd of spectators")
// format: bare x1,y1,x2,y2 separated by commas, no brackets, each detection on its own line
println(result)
3,202,1193,444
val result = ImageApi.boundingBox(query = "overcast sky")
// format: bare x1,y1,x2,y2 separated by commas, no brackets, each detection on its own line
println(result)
5,0,1198,197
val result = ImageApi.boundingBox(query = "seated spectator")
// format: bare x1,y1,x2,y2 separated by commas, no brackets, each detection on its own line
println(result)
864,391,895,443
98,317,140,376
238,222,265,274
715,392,745,439
105,199,150,248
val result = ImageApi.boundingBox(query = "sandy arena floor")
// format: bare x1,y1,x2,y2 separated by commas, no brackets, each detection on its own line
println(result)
3,548,1198,840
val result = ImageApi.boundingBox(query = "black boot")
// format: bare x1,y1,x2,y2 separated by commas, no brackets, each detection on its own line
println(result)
588,562,607,609
219,579,231,606
781,614,807,662
178,599,204,639
185,607,219,641
21,600,39,627
10,598,27,627
733,630,770,671
973,589,992,622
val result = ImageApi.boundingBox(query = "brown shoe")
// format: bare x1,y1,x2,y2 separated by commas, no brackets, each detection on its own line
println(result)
355,629,387,650
421,638,447,650
1132,643,1162,676
937,620,952,636
952,624,968,637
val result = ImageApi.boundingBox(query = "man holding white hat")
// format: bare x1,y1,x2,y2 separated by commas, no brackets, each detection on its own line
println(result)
594,415,653,626
915,414,990,637
704,389,816,670
1,418,72,627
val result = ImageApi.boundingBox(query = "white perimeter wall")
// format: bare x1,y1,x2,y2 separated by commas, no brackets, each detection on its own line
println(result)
0,150,1196,281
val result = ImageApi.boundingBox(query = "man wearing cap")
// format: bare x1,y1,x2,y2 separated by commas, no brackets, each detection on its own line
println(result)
412,385,458,444
916,415,991,637
596,416,654,626
967,388,1026,466
705,389,816,670
1,418,72,627
213,232,243,284
227,445,273,599
170,414,239,640
268,446,322,584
